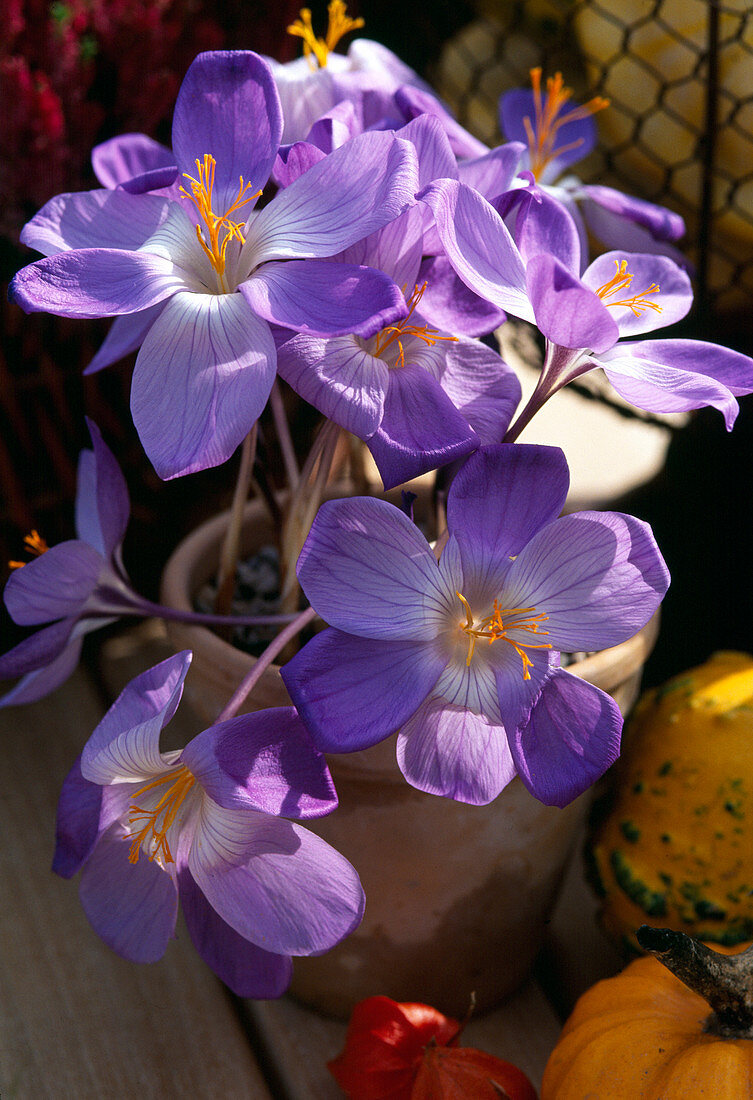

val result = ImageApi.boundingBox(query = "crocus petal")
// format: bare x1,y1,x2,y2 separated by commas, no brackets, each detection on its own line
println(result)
181,707,338,820
398,114,458,189
447,443,570,597
395,85,489,159
581,251,692,337
84,305,164,374
600,338,753,429
497,186,582,273
438,338,521,443
397,697,516,804
274,331,388,439
92,133,175,189
189,809,364,956
268,57,342,145
366,363,480,490
578,192,689,264
417,254,507,337
0,621,83,707
306,99,364,154
510,669,622,806
178,869,292,997
281,630,446,753
296,496,455,639
4,541,103,625
526,253,618,353
75,419,130,557
81,652,191,784
418,179,533,321
241,260,406,339
337,207,423,292
9,248,183,319
273,140,328,188
348,39,434,93
504,511,669,651
172,51,282,210
131,290,276,479
19,190,170,256
458,142,526,199
579,184,685,243
243,130,418,262
53,760,131,878
79,823,178,962
0,615,77,679
120,167,180,195
432,645,507,724
500,88,597,179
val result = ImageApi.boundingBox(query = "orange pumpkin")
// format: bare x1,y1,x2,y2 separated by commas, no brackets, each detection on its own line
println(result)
542,927,753,1098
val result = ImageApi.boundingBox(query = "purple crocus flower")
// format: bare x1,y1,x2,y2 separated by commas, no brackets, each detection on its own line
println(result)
0,420,141,707
53,651,364,997
274,101,521,338
267,2,433,145
281,444,669,808
10,50,419,479
420,178,753,433
499,69,686,259
274,121,522,488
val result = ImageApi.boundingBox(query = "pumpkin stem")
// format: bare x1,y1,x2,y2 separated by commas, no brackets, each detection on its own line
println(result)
637,924,753,1038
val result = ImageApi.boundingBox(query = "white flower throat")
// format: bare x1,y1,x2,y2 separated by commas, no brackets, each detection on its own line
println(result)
456,590,551,679
180,154,260,293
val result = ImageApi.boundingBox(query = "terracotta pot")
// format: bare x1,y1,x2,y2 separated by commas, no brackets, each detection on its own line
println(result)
160,495,660,1019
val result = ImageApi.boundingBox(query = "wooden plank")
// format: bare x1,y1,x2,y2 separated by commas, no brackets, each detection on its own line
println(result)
0,662,272,1100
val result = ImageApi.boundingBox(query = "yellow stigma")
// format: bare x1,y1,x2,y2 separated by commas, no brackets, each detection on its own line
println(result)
287,1,364,70
524,67,609,180
595,258,663,318
456,591,551,679
372,282,458,368
179,154,260,290
127,766,195,865
8,529,49,570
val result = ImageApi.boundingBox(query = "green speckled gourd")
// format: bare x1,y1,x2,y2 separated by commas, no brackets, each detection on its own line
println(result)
587,651,753,953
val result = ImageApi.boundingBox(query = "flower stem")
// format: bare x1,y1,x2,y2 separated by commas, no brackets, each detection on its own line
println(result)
214,425,257,620
119,595,299,628
637,925,753,1038
214,605,317,722
279,418,341,615
270,379,300,490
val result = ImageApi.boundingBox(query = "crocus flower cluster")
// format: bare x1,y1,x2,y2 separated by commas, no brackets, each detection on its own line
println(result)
5,7,753,999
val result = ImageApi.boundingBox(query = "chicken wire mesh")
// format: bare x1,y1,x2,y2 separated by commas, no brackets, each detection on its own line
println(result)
431,0,753,325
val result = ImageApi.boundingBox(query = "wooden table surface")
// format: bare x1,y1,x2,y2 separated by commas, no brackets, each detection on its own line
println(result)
0,620,625,1098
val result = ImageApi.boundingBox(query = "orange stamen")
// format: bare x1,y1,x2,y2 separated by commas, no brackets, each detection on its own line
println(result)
180,154,260,289
372,282,458,368
8,529,49,570
595,258,663,318
457,591,551,679
127,766,195,865
287,2,364,69
523,67,609,180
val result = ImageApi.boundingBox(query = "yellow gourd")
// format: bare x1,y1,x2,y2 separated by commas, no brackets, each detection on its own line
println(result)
588,651,753,953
